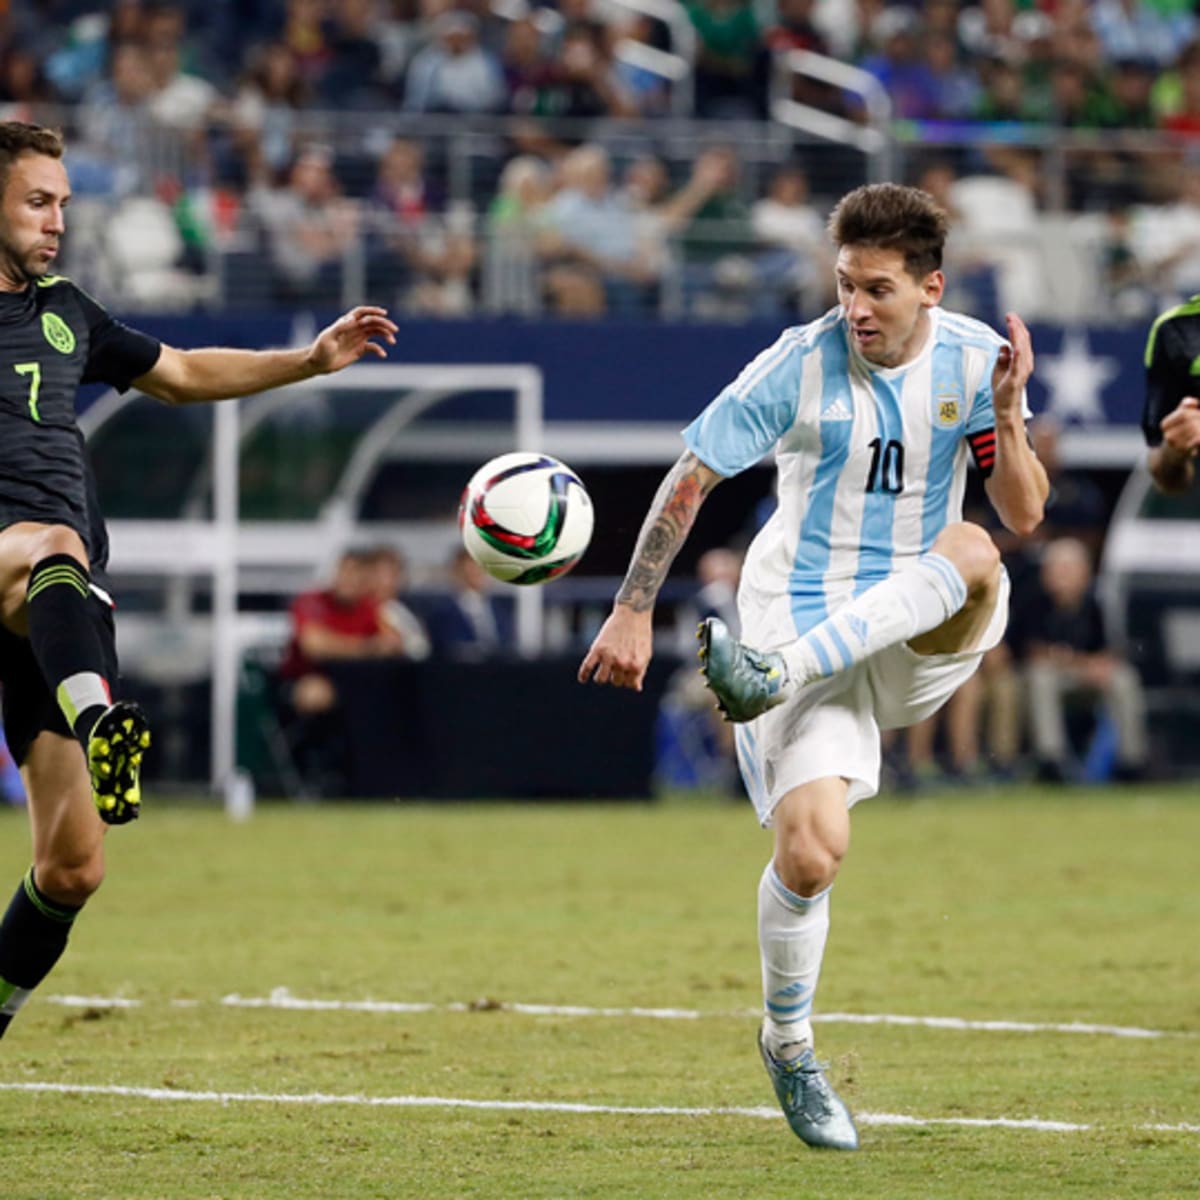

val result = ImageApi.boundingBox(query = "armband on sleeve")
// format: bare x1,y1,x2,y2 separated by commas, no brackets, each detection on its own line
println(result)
967,428,996,476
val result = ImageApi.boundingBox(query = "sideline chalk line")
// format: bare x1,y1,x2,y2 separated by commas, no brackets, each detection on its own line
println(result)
2,1080,1198,1136
45,988,1195,1041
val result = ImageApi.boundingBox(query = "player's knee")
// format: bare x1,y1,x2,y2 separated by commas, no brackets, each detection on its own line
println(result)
34,854,105,907
774,831,844,896
3,526,91,624
42,526,87,558
27,526,90,576
934,522,1000,593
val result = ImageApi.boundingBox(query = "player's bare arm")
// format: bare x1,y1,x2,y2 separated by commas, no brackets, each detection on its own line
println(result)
1150,396,1200,493
618,452,722,612
133,307,399,405
983,312,1048,536
578,451,723,690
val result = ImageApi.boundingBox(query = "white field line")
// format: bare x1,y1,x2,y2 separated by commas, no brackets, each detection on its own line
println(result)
1,1080,1198,1136
45,989,1196,1041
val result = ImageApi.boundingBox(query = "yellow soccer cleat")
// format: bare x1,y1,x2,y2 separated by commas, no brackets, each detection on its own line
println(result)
88,702,151,825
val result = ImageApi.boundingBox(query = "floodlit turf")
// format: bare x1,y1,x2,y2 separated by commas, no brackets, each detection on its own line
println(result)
1,786,1198,1199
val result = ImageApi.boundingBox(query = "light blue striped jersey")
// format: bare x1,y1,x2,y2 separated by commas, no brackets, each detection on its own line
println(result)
682,306,1022,639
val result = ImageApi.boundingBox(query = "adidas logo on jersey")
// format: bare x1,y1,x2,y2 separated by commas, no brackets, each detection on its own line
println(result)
822,397,853,422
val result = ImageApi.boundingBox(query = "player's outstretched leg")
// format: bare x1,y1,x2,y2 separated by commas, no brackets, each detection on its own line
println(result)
698,550,974,723
757,1031,860,1151
88,701,151,825
697,617,789,722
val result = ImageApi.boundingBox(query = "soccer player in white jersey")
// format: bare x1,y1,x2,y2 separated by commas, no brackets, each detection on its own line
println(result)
578,183,1047,1150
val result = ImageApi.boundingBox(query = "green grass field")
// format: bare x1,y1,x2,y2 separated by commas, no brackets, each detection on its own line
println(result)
1,786,1197,1199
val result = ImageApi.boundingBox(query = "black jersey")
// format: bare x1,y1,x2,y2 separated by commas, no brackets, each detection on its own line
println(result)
1142,297,1200,447
0,275,161,570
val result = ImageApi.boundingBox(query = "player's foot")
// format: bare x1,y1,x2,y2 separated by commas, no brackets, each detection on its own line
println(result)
88,702,151,825
697,617,789,722
757,1031,860,1151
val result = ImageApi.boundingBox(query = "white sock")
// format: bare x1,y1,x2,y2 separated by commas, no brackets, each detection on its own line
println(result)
781,552,968,687
759,862,830,1055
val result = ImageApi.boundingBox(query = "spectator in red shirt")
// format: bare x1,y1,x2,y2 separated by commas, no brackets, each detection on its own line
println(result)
281,546,407,792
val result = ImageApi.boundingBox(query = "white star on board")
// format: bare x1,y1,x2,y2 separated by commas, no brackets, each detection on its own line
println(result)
1037,330,1120,425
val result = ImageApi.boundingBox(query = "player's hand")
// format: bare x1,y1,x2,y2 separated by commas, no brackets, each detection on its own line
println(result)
578,605,653,691
1160,396,1200,458
991,312,1034,421
308,306,398,374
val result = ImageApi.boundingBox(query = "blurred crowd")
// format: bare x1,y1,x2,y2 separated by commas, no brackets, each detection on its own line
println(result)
9,0,1199,127
4,1,1200,319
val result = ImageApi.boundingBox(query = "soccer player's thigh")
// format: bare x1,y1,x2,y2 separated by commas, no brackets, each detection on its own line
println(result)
1,628,104,899
870,646,983,735
735,672,880,825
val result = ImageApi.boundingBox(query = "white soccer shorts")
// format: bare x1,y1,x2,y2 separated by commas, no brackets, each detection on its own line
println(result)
734,569,1010,824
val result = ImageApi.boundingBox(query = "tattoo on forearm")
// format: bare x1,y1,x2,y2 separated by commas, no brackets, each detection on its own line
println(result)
616,454,714,612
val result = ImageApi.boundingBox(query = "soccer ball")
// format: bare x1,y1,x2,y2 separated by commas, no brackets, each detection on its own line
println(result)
459,452,594,585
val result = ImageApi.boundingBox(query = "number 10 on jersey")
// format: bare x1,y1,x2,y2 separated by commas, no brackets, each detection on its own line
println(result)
866,437,904,494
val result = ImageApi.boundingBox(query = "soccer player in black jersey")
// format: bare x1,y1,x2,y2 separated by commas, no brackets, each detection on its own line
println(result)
1142,298,1200,493
0,121,397,1040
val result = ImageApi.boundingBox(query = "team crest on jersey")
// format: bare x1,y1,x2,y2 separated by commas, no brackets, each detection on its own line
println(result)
41,312,75,354
936,395,961,427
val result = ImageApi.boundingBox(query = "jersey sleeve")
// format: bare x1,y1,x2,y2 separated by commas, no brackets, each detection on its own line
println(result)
681,334,803,477
74,287,162,391
1142,317,1190,447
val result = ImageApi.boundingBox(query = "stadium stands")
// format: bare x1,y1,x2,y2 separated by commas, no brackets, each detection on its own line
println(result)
4,0,1200,323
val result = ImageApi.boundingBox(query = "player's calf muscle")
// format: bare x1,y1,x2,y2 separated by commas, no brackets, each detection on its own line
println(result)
911,575,1000,655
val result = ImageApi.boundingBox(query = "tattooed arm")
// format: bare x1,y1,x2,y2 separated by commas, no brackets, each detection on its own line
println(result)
578,451,724,691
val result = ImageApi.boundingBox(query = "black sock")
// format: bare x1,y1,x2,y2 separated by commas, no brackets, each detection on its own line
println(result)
26,554,112,750
0,868,81,1038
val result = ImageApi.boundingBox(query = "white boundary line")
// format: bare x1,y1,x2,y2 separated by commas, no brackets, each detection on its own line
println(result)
1,1081,1198,1135
45,989,1195,1041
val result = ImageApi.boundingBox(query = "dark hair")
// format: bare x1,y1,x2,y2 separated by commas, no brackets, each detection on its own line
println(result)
827,183,948,279
0,121,64,189
366,543,405,568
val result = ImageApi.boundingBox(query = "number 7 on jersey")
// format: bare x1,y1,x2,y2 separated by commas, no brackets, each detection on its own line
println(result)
14,361,41,421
